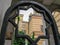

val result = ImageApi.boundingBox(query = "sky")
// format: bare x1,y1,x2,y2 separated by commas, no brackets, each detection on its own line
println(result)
19,8,34,22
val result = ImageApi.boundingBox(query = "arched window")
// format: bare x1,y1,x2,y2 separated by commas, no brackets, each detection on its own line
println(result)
52,9,60,34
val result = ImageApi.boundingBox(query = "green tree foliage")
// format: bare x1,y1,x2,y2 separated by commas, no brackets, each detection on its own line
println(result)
13,31,35,45
28,32,35,45
13,31,25,45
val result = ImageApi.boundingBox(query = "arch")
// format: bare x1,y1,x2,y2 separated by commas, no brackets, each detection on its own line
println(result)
52,9,60,34
0,1,60,45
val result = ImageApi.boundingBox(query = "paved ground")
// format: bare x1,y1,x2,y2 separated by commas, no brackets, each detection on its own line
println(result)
5,40,11,45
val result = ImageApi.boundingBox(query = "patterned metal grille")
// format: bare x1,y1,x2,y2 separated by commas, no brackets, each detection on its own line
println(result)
0,1,60,45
